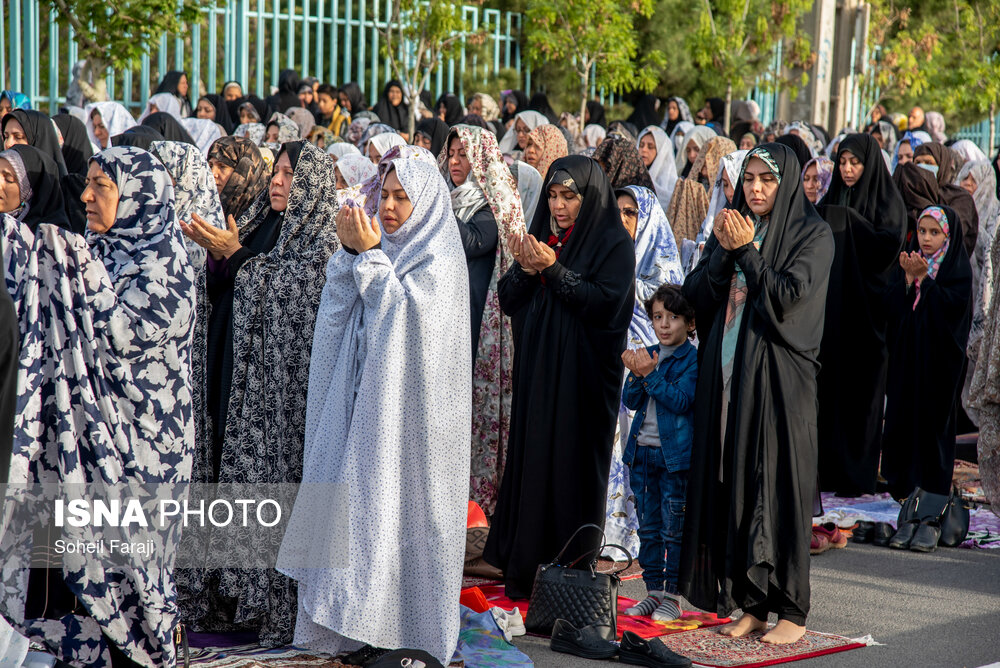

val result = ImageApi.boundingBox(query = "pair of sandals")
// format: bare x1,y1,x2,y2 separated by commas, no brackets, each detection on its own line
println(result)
550,619,691,667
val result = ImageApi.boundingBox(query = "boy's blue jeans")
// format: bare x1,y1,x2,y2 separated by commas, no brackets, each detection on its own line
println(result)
629,445,688,595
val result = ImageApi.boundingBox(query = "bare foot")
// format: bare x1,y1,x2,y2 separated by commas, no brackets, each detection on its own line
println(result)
761,619,806,644
717,613,768,638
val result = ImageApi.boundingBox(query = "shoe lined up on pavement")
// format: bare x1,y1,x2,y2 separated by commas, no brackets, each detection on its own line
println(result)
550,618,692,667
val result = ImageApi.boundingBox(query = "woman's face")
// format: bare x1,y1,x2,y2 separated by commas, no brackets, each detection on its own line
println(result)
917,215,947,256
0,158,21,213
177,74,189,98
739,135,756,151
447,136,471,186
638,134,657,168
339,91,352,112
334,165,348,190
685,139,700,165
742,156,779,217
839,150,863,187
897,141,914,165
524,136,542,170
437,103,448,122
298,89,314,106
223,83,242,101
515,119,530,149
264,124,280,143
0,98,12,116
413,132,432,151
388,85,403,106
91,111,109,148
871,131,885,150
721,170,735,203
914,153,937,168
379,168,413,234
269,151,294,212
548,183,581,230
667,100,679,121
196,99,216,120
961,172,978,196
2,118,27,149
617,193,639,239
367,143,382,165
505,96,517,115
208,158,234,192
81,162,119,233
802,164,821,203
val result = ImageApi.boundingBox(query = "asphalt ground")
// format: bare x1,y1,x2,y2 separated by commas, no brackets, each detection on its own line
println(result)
513,541,1000,667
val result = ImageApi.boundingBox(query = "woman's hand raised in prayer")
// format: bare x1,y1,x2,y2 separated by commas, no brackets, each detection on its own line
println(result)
181,213,242,261
519,233,557,273
508,231,537,275
622,348,658,378
718,209,755,250
338,204,382,253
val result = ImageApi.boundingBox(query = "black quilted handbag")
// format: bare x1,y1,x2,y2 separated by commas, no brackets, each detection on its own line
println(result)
524,523,633,639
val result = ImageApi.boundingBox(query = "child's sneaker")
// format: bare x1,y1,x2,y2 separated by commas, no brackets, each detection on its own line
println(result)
651,594,682,622
624,591,664,617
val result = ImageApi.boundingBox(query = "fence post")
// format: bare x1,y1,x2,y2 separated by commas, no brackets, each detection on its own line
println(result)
48,6,58,112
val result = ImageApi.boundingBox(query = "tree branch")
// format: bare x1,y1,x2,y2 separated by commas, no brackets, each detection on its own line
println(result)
50,0,105,58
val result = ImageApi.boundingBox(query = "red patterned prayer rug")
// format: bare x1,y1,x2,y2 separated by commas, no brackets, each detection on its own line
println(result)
658,628,866,667
475,583,730,640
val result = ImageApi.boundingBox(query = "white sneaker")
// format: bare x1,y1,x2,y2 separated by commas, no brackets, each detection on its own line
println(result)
490,606,526,641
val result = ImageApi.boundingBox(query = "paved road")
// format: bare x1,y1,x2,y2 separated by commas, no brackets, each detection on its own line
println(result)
512,542,1000,667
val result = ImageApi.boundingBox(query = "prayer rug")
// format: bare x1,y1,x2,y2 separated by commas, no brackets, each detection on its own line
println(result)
477,583,729,639
659,628,865,667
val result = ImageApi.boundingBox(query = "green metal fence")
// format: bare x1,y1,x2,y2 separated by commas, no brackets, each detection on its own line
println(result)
1,0,526,114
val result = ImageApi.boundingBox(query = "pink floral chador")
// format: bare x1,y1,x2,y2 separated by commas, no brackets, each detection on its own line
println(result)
440,125,527,514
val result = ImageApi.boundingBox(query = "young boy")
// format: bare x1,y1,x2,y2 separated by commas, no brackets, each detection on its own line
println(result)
621,283,697,622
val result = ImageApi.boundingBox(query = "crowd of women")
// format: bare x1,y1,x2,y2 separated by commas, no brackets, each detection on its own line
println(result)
0,75,999,667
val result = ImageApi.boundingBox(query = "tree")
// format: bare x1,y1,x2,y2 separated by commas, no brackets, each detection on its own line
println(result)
46,0,203,101
687,0,814,131
379,0,479,141
524,0,665,137
864,0,1000,147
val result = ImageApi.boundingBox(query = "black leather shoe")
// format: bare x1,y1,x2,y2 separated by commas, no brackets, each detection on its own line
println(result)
909,520,941,553
619,630,692,667
852,521,875,543
550,618,618,660
888,520,919,549
872,522,895,547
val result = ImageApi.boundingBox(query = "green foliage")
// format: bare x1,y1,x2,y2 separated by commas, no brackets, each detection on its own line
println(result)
686,0,814,98
865,0,1000,128
379,0,478,136
525,0,663,95
46,0,203,69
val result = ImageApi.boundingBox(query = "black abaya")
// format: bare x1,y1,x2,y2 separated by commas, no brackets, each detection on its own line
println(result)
816,133,907,495
627,94,661,130
680,143,834,621
113,125,167,151
415,118,450,157
52,113,94,176
3,110,86,233
371,80,410,134
484,156,635,598
4,144,71,232
0,280,16,497
913,142,979,258
882,205,972,498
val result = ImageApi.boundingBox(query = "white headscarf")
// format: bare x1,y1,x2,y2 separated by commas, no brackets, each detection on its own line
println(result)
498,110,548,155
138,92,183,122
637,126,678,212
84,101,137,149
510,160,542,225
336,153,378,188
951,139,988,166
674,125,714,174
366,132,406,162
278,156,471,664
327,142,361,161
583,124,607,149
181,117,224,156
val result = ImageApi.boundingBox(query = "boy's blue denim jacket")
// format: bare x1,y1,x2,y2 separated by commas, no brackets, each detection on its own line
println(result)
621,340,697,472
